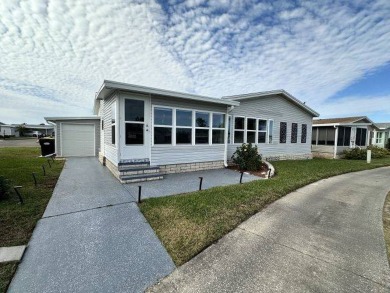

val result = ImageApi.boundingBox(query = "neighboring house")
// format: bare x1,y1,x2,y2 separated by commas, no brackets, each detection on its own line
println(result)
0,125,19,137
46,80,319,183
372,122,390,148
311,116,373,159
0,123,54,137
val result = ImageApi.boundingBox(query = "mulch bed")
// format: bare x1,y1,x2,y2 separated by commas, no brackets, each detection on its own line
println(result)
227,162,269,178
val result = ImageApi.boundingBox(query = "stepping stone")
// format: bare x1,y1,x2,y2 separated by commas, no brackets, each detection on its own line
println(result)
0,246,26,263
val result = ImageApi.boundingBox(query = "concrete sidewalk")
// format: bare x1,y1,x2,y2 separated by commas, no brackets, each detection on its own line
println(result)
148,167,390,292
124,168,260,199
8,158,175,293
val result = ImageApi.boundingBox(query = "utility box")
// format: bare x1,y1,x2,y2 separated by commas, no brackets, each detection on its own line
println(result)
39,138,55,156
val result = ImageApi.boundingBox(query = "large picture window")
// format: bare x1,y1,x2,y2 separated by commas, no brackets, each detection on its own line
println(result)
176,109,192,144
212,113,225,144
234,117,244,143
195,111,210,144
125,99,145,145
154,107,172,144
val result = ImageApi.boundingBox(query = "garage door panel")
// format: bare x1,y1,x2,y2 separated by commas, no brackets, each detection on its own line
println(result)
62,124,95,157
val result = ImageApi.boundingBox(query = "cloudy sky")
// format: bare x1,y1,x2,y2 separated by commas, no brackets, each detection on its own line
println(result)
1,0,390,124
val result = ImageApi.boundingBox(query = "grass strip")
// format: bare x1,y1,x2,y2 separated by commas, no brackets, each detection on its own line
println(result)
0,147,64,293
0,262,18,293
141,157,390,266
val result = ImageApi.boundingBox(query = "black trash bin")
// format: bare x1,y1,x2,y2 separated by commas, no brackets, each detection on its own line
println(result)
39,138,55,156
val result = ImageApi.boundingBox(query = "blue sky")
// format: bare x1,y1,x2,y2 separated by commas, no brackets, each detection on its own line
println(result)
0,0,389,124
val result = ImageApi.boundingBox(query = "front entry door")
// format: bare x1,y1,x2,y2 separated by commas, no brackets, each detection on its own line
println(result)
121,95,151,160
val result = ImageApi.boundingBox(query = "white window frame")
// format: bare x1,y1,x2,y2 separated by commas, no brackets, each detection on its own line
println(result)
256,118,268,144
176,108,193,145
152,106,226,146
195,111,211,145
233,116,245,144
376,132,383,144
211,113,226,144
268,119,274,144
228,115,233,144
246,117,257,144
152,106,173,145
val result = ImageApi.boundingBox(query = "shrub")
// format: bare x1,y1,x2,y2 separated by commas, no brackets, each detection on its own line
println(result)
231,143,262,171
368,145,390,158
0,176,11,200
343,148,366,160
343,146,390,160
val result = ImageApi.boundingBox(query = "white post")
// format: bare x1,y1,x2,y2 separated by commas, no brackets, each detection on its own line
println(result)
333,126,338,159
367,150,371,164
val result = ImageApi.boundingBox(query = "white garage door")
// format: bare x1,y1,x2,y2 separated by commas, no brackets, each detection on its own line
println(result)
61,124,95,156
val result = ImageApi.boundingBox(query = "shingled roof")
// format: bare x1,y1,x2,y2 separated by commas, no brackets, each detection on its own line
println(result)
313,116,373,125
375,122,390,129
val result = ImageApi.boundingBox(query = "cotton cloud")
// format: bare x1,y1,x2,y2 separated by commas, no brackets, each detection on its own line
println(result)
0,0,390,124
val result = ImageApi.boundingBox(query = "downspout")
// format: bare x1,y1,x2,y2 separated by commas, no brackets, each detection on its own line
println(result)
333,125,338,159
223,107,229,167
224,106,234,167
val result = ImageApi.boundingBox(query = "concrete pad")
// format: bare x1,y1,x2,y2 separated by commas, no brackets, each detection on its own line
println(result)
148,167,390,292
0,246,26,263
8,203,175,293
124,168,261,199
43,158,134,217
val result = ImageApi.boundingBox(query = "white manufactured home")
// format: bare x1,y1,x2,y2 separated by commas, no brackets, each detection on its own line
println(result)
46,80,319,183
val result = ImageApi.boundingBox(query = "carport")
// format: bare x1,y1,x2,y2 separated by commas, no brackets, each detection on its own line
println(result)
45,116,101,157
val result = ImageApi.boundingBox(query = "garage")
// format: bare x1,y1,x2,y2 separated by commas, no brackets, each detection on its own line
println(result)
61,123,96,156
44,117,101,158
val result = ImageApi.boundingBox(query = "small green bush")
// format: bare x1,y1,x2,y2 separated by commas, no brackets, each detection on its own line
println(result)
0,176,11,200
343,146,390,160
231,143,262,171
368,145,390,158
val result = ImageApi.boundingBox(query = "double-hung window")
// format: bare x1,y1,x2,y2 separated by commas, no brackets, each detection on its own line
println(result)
258,120,267,143
246,118,256,143
212,113,225,144
176,109,192,144
154,107,172,144
195,112,210,144
234,117,244,143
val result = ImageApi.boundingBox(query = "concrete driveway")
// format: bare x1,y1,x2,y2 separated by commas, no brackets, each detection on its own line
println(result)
8,158,175,293
149,167,390,292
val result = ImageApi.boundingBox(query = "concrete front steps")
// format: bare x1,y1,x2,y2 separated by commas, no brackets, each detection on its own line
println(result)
118,161,163,183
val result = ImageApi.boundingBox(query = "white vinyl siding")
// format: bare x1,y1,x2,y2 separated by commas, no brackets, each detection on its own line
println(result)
228,95,313,159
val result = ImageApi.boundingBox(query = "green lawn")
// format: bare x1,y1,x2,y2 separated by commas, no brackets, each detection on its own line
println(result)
140,157,390,266
0,147,64,292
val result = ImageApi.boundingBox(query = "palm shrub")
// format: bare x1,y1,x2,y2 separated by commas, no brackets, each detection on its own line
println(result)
0,176,11,200
231,143,262,171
